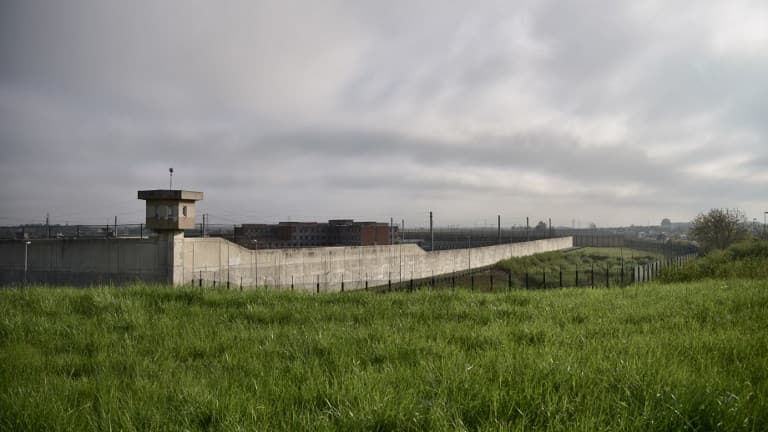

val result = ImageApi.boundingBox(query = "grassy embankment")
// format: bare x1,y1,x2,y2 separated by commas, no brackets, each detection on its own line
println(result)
2,277,767,431
485,247,663,289
660,239,768,282
498,246,661,273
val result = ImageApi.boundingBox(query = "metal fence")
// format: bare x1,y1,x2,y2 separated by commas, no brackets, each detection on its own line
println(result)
1,223,696,257
0,223,235,241
182,253,697,293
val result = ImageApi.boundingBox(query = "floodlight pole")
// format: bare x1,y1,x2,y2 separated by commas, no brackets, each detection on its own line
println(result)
429,211,434,251
24,241,31,287
764,212,767,239
169,167,174,190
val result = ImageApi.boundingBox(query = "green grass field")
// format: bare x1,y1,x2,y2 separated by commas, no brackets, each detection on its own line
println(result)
2,281,767,431
498,247,663,275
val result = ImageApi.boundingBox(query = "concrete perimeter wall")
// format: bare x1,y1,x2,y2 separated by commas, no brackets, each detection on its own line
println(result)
182,236,572,292
0,235,572,289
0,238,168,285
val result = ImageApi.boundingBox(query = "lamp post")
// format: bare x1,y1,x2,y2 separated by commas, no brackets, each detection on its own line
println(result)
24,241,31,287
764,212,767,239
467,234,471,269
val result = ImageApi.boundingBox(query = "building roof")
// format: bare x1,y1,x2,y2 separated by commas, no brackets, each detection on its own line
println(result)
137,190,204,201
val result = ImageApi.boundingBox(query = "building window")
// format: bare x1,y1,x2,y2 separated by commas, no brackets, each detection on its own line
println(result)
182,206,188,217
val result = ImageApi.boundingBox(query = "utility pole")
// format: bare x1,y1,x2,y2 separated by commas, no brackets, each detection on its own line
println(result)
114,216,118,238
429,211,434,251
526,217,530,241
390,217,394,244
764,212,767,240
497,215,501,244
46,213,50,239
24,241,31,287
402,219,405,242
169,167,174,190
549,218,552,238
467,234,471,269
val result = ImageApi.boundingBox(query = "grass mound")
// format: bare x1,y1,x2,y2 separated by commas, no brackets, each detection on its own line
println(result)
661,239,768,282
498,247,661,274
1,282,767,431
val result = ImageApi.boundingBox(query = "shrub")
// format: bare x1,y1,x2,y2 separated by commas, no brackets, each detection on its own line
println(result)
660,239,768,282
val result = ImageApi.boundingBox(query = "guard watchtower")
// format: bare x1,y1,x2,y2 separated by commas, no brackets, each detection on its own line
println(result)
138,189,203,286
137,190,203,231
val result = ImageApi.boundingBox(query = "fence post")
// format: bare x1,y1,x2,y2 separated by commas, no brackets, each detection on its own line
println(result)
471,273,474,291
575,268,579,287
606,266,609,288
410,278,414,292
240,276,243,291
291,275,294,291
559,268,563,288
316,275,320,294
621,265,624,286
341,274,344,293
542,270,546,289
452,274,455,290
388,278,391,292
489,271,494,291
199,270,202,288
525,272,529,289
591,264,594,288
508,270,512,291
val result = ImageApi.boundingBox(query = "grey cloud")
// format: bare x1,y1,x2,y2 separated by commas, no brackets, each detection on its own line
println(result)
262,128,675,185
1,0,767,226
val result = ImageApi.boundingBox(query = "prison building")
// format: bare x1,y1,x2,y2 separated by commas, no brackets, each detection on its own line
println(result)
234,220,394,249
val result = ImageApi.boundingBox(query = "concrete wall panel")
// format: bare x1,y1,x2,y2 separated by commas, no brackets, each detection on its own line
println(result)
1,236,572,289
0,239,167,285
182,237,572,291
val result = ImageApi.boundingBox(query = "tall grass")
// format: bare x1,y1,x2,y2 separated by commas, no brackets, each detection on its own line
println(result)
660,239,768,282
498,247,662,275
1,281,767,431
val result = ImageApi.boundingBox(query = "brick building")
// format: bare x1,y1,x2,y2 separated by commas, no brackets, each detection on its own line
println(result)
234,220,394,249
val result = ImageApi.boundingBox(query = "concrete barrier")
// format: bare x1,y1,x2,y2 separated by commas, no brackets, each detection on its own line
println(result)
0,238,168,286
0,235,573,289
180,236,573,291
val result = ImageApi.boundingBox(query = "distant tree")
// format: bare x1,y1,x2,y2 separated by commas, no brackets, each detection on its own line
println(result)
534,221,547,232
689,209,748,252
660,218,671,229
588,223,597,230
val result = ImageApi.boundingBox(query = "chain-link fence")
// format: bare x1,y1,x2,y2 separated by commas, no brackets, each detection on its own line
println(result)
1,223,701,257
179,253,697,292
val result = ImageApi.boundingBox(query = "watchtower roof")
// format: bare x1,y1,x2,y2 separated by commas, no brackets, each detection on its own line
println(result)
138,190,203,201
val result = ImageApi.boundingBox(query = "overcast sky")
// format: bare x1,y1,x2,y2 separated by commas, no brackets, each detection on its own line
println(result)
1,0,767,228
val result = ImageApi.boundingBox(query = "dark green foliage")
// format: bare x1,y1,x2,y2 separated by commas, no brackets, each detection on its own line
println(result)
498,247,660,275
661,239,768,282
689,208,749,252
1,282,767,431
